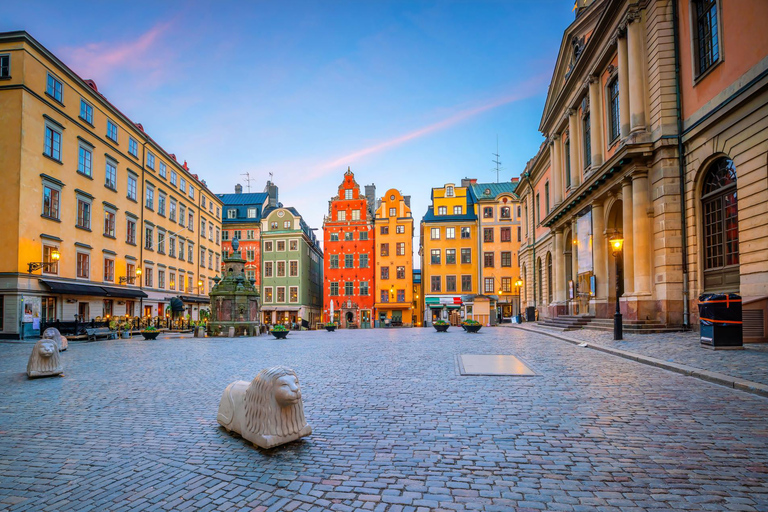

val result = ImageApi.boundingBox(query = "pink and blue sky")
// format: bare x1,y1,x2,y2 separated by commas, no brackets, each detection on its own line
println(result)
3,0,575,246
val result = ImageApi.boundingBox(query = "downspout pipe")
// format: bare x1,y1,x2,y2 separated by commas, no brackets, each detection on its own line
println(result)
672,0,690,329
524,171,536,314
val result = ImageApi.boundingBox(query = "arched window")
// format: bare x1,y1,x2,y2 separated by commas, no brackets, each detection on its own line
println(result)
547,253,553,304
702,157,739,291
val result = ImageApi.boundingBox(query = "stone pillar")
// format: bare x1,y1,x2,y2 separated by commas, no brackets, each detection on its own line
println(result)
568,110,581,188
550,136,562,205
571,218,579,285
621,179,634,295
554,229,566,303
632,172,652,294
588,76,605,167
617,33,631,138
592,201,607,300
627,13,646,134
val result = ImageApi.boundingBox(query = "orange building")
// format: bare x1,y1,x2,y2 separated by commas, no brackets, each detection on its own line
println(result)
322,168,376,328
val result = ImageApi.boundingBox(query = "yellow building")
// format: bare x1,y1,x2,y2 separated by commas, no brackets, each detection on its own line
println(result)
0,31,222,339
419,180,478,325
412,269,423,327
471,180,523,323
373,189,414,327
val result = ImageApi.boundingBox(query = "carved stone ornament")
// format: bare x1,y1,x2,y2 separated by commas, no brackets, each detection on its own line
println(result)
42,327,67,351
27,338,63,378
217,366,312,449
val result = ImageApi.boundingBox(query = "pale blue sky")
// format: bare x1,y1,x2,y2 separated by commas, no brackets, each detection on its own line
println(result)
4,1,575,245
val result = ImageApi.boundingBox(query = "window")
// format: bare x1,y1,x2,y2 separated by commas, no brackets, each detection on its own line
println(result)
180,177,186,192
277,261,286,277
188,243,193,263
517,206,521,217
501,227,511,242
502,277,512,294
144,226,153,250
188,184,194,199
158,193,166,216
208,250,214,269
484,252,494,268
583,114,591,168
289,287,298,303
0,54,8,78
381,266,390,279
431,227,440,240
396,225,405,234
351,209,360,220
105,160,117,190
446,249,456,264
43,245,59,274
547,254,553,303
501,252,512,267
283,221,290,229
277,287,286,302
380,290,389,303
264,261,273,277
345,189,353,200
145,187,154,209
126,218,136,244
483,207,493,219
247,207,257,218
104,258,115,282
445,227,455,239
702,157,739,289
216,228,220,244
106,119,118,142
446,275,456,292
104,210,115,238
484,228,494,243
179,204,186,225
168,200,176,221
330,233,339,241
430,249,441,265
500,206,511,219
389,207,396,217
78,144,93,176
446,186,454,197
209,225,214,240
44,124,62,161
226,208,237,220
461,248,471,264
381,243,389,257
169,236,176,257
178,240,185,261
396,242,405,256
535,194,540,226
289,240,298,251
277,240,286,252
158,270,165,289
188,211,194,231
144,268,153,287
344,232,353,241
396,266,405,279
46,74,63,102
461,275,472,292
126,174,137,200
47,188,71,226
329,282,339,296
77,199,91,229
484,277,495,294
608,77,620,142
345,254,354,268
437,206,447,215
76,252,89,278
157,231,165,253
264,241,273,252
453,206,462,215
170,171,177,186
431,276,441,292
461,227,471,239
517,226,522,242
329,255,339,269
694,0,720,76
359,231,368,240
290,261,298,277
344,282,354,296
380,226,389,235
337,210,346,221
545,183,550,213
359,254,369,268
159,162,166,178
128,138,138,158
360,281,369,296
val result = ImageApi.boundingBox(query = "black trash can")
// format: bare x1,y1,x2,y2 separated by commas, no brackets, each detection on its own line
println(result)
698,293,743,349
525,307,536,322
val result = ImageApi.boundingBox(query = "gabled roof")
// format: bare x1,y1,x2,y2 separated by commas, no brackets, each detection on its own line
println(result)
261,206,322,253
217,193,269,206
217,193,269,224
469,182,519,201
422,206,477,223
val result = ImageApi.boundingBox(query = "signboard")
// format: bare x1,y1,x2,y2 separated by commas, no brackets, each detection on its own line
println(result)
577,209,593,274
425,296,462,306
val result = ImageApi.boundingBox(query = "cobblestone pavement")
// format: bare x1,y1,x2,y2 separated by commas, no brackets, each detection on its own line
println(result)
1,327,767,512
524,325,768,387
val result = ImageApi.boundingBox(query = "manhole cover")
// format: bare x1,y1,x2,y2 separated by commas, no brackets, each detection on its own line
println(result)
457,354,536,376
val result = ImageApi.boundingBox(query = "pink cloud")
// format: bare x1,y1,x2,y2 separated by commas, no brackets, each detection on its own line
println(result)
308,73,549,180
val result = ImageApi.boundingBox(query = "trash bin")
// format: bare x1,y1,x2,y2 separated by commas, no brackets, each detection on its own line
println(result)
525,307,536,322
698,293,743,349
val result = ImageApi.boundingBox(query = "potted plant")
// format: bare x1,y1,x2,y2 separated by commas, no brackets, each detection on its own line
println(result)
433,319,450,332
119,320,132,338
462,319,482,333
325,322,337,332
270,324,289,339
141,325,160,340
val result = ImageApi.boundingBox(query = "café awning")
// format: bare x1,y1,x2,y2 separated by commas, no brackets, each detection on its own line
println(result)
40,280,147,298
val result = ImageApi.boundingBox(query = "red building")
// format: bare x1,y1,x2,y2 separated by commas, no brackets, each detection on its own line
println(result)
323,168,376,328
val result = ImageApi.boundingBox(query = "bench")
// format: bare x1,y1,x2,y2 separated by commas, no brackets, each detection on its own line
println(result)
86,327,117,341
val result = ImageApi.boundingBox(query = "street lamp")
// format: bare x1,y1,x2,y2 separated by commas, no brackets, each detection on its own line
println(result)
27,248,60,273
514,278,523,322
119,266,141,284
610,236,624,340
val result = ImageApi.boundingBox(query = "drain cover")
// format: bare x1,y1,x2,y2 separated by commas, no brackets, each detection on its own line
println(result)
458,354,536,376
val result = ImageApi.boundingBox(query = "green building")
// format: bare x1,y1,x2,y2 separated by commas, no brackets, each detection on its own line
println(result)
260,206,323,328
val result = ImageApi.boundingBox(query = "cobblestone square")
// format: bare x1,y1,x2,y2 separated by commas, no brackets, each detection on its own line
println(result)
1,328,767,511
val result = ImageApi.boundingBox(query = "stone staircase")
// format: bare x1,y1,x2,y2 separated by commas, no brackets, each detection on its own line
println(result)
537,315,683,334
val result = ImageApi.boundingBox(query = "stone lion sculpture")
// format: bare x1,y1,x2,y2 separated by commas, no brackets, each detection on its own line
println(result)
42,327,67,351
27,338,63,378
217,366,311,449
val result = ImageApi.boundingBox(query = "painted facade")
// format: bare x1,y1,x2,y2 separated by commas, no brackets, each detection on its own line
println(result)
373,189,414,327
0,31,222,339
412,269,423,327
322,168,376,328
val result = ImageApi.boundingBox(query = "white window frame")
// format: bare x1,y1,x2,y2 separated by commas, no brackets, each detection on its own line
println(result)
289,286,299,303
264,286,273,303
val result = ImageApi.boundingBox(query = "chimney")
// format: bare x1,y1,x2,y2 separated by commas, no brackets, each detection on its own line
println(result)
365,184,376,218
461,178,474,187
235,184,243,194
266,181,279,208
511,177,520,183
404,195,411,208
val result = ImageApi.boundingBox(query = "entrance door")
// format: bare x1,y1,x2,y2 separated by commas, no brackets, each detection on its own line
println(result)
361,310,370,328
78,302,90,322
144,305,153,318
345,311,354,328
391,310,402,325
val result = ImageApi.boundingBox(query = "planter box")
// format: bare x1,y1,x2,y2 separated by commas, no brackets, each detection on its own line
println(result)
464,324,482,333
325,325,337,332
434,324,449,332
271,330,289,339
141,331,160,340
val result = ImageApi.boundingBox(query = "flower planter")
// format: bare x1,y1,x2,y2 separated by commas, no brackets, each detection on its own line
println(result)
271,330,289,339
434,324,449,332
141,331,160,340
325,325,337,332
464,324,482,333
121,331,131,339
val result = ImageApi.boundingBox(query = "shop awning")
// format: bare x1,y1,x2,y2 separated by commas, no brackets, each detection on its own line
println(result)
100,285,148,298
40,280,147,298
425,296,462,309
261,305,301,312
177,295,210,304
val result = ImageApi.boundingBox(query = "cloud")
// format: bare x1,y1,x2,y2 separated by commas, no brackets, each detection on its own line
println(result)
308,73,549,180
59,21,175,85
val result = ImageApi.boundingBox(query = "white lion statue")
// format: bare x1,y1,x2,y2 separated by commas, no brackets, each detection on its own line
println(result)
27,338,63,378
42,327,67,351
217,366,311,449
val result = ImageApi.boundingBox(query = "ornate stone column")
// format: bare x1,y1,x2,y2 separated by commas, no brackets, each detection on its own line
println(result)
550,136,562,205
617,32,631,138
568,109,581,188
554,229,566,303
627,11,646,134
621,179,634,295
592,201,607,300
632,171,652,295
588,76,605,167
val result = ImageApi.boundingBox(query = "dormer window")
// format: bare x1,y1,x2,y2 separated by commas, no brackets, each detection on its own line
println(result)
227,209,237,219
446,186,454,197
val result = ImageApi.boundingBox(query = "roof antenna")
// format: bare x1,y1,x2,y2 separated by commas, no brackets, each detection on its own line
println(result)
491,135,503,183
269,171,274,183
241,172,253,193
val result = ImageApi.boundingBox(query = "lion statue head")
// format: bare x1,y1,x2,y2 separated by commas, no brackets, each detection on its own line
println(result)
27,338,63,378
42,327,67,351
244,366,307,438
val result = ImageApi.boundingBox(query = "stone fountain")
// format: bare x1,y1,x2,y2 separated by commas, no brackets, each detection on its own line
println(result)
207,238,261,337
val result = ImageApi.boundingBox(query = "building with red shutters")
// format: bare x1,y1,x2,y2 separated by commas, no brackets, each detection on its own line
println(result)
322,168,376,328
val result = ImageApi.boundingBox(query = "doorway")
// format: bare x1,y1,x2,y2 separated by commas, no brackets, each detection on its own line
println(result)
78,302,89,322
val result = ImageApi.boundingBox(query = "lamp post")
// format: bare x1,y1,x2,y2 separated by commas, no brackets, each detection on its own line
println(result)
610,237,624,340
27,248,60,273
514,278,523,322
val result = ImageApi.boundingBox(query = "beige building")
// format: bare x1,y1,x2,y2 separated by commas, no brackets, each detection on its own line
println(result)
0,31,223,339
517,0,768,338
